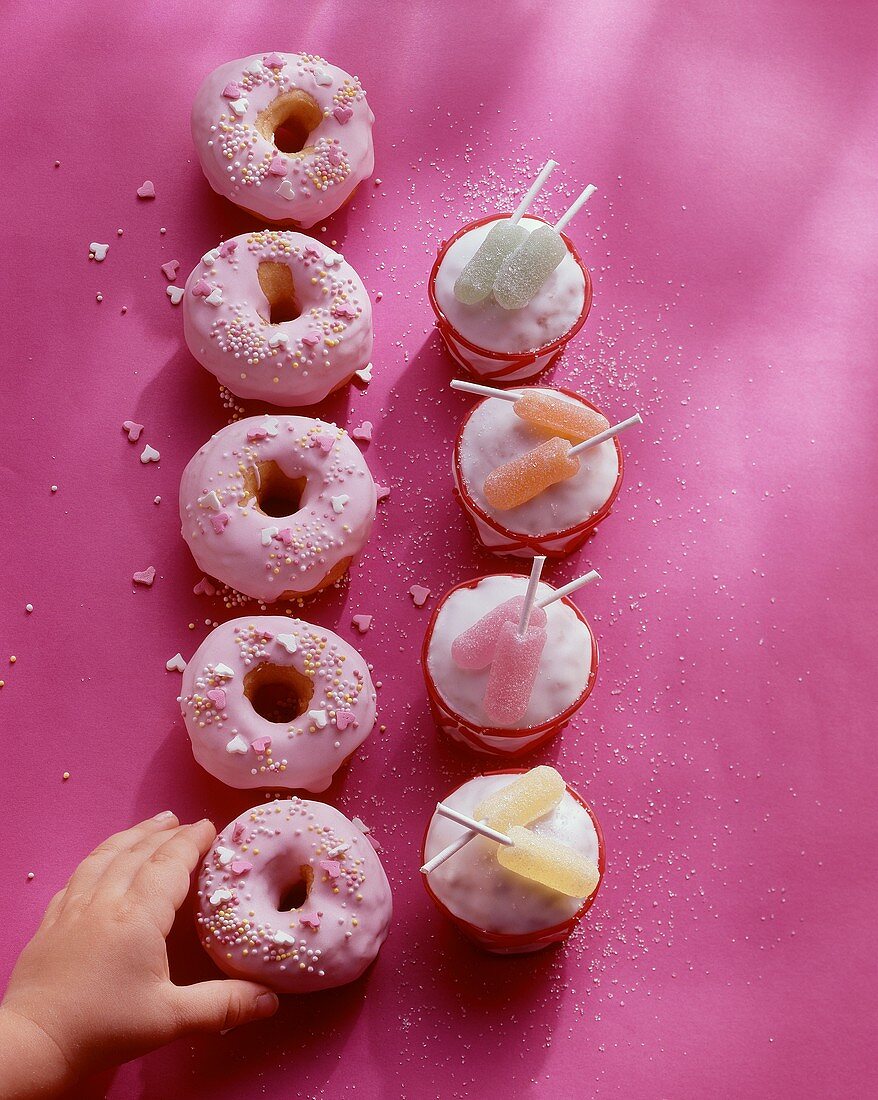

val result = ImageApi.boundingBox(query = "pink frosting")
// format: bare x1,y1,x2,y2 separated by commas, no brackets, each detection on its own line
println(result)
191,52,374,226
180,616,377,792
182,230,372,407
197,799,392,993
179,415,377,602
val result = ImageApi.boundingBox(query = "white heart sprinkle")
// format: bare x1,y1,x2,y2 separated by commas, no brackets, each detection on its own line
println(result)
205,287,223,306
277,180,297,201
313,68,333,86
89,242,109,261
201,249,220,266
166,285,184,305
226,735,248,754
268,331,289,348
331,494,350,514
262,416,279,436
214,662,234,678
323,250,343,267
355,362,373,383
165,653,187,672
140,444,160,464
277,634,298,654
261,526,279,546
308,709,327,729
198,490,222,511
210,888,232,905
230,97,249,116
273,930,296,945
216,846,235,866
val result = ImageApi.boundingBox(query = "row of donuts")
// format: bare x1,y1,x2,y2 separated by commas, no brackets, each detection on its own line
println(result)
175,51,628,992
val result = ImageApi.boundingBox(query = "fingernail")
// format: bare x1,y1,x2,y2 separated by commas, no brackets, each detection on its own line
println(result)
154,810,176,821
255,992,279,1018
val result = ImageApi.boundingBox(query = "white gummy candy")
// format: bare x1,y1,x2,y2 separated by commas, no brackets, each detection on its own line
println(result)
453,219,528,305
493,224,568,310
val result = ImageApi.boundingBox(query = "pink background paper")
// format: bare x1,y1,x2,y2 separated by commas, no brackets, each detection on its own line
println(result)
1,1,877,1097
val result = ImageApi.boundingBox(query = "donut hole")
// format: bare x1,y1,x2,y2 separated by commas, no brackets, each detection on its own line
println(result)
243,460,307,518
256,90,323,155
244,663,313,724
257,262,301,325
277,866,314,912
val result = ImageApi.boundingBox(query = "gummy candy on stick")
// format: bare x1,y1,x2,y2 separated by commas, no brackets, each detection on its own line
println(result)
497,826,600,897
450,379,609,443
484,437,579,511
493,184,597,311
451,595,548,670
453,159,558,305
482,620,547,725
472,765,566,833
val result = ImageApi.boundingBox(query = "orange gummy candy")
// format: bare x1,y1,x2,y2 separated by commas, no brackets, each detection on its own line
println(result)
483,437,579,510
514,391,610,443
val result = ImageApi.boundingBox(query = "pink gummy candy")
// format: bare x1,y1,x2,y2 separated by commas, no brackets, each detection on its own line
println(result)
451,596,548,670
482,620,548,725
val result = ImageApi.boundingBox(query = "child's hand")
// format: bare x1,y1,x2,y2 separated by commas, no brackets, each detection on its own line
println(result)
0,812,279,1098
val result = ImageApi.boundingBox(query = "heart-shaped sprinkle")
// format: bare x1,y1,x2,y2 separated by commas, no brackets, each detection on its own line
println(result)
261,416,279,436
204,287,223,306
207,688,227,709
198,490,222,511
136,180,156,199
409,584,430,608
222,81,243,98
229,97,248,117
133,567,156,587
333,105,353,125
268,154,288,176
277,634,298,654
264,52,285,69
313,68,333,86
366,833,383,853
354,362,373,383
319,860,341,879
209,888,232,906
261,526,279,546
331,494,350,514
140,444,160,464
210,512,229,534
308,709,328,729
376,484,391,501
166,285,184,305
352,614,372,633
323,250,343,267
192,278,212,297
351,421,373,444
226,734,248,754
299,912,321,928
332,302,357,320
214,662,234,678
160,260,179,281
216,846,235,866
251,737,271,754
232,822,245,842
89,242,109,262
122,420,144,442
268,331,289,348
300,331,320,348
276,528,293,546
246,427,268,442
335,709,356,731
219,240,238,258
273,930,295,945
277,180,296,201
230,860,252,875
166,653,187,672
201,248,220,266
309,432,335,453
193,576,216,596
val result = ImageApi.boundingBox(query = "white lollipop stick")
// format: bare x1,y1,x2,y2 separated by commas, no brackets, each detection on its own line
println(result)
434,803,514,846
536,569,601,608
450,379,522,402
569,413,643,457
517,555,546,634
420,828,479,874
554,184,597,233
510,159,558,223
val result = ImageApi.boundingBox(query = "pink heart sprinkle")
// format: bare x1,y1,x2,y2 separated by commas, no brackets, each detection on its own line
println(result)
230,860,252,876
351,421,373,444
276,528,294,546
207,688,227,709
303,246,321,260
192,278,212,297
309,432,335,453
210,513,229,534
122,420,144,442
193,576,216,596
409,584,430,608
221,81,242,99
247,427,268,442
318,860,341,879
333,105,353,125
332,302,357,320
327,147,344,166
268,155,288,176
263,53,285,69
300,332,320,348
136,180,155,199
376,484,391,501
251,737,272,753
219,240,238,258
366,833,383,853
299,912,321,929
232,823,245,843
335,709,356,732
160,260,179,281
133,567,156,587
352,614,372,633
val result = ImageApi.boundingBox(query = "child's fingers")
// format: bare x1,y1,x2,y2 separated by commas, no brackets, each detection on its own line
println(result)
60,812,180,909
92,823,193,901
170,980,279,1035
128,819,217,935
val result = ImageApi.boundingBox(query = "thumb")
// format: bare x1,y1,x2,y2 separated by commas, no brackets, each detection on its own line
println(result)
172,980,279,1034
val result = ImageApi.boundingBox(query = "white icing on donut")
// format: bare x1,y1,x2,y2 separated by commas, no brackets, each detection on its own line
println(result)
423,774,599,937
434,217,585,354
181,616,376,792
179,415,376,602
426,575,592,731
191,52,374,226
183,230,372,406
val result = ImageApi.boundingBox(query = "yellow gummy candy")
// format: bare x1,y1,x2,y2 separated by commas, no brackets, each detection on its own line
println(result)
473,766,565,834
514,391,610,444
498,826,600,898
483,437,579,510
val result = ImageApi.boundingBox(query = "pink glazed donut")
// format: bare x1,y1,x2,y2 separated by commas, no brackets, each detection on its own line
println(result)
180,616,376,793
197,799,392,993
191,52,374,226
179,414,376,602
183,230,372,407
